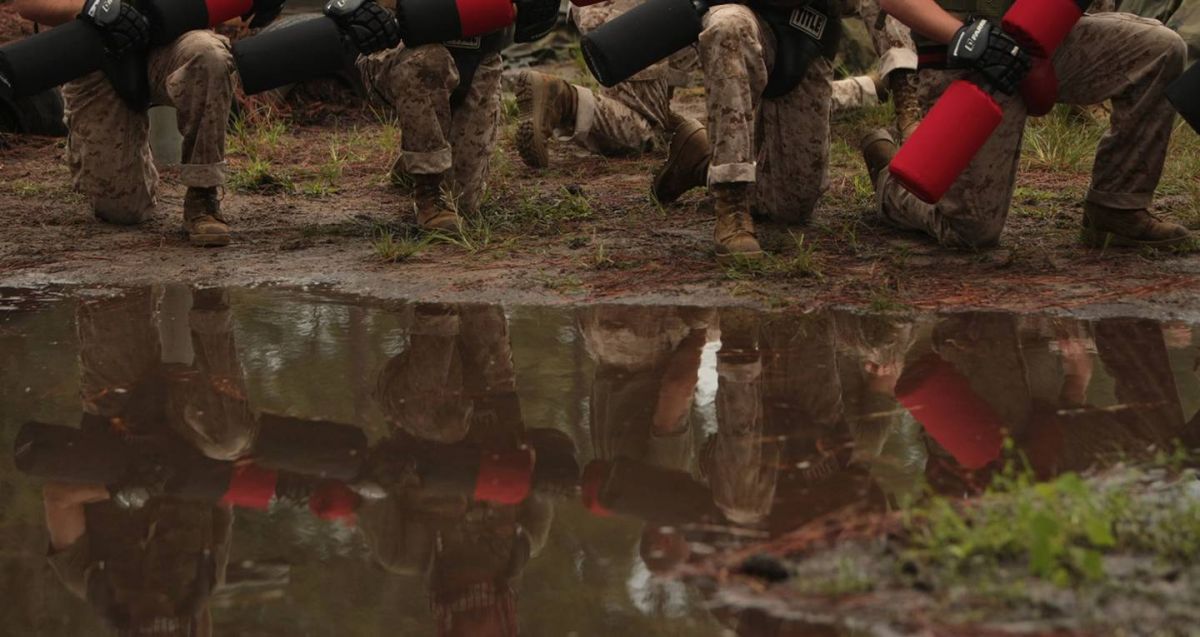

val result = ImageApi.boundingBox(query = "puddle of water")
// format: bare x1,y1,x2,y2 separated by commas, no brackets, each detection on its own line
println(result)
1,285,1198,636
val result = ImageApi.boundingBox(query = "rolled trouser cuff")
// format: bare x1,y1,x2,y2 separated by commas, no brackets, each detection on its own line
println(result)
181,161,227,188
708,162,756,186
879,47,918,79
1085,188,1154,211
400,147,454,175
571,84,597,142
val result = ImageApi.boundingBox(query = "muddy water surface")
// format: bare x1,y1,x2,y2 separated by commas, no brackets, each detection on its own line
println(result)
2,286,1198,636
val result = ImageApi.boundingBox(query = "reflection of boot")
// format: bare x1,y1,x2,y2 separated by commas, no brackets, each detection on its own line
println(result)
652,117,710,205
1081,202,1195,251
183,187,231,247
712,183,763,262
859,128,897,190
889,69,921,142
412,173,461,233
515,70,577,169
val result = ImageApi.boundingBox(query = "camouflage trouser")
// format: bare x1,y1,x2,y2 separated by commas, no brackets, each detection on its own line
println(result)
699,3,833,223
853,0,917,79
62,31,234,224
877,13,1185,248
569,0,698,155
832,75,880,111
1095,0,1200,62
358,45,503,215
832,0,918,111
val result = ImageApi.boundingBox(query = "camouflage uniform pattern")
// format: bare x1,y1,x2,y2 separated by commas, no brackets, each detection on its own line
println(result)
1098,0,1200,61
568,0,698,155
876,13,1186,248
62,31,234,224
700,3,833,223
358,44,503,215
832,0,919,111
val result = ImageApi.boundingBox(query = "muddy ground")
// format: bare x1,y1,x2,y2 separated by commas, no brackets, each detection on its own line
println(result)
1,9,1199,316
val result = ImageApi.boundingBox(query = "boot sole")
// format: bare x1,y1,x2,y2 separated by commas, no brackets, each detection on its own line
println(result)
652,124,709,205
515,74,550,169
189,232,231,247
1080,226,1196,250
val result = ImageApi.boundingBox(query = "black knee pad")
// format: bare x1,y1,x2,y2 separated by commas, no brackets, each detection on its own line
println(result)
0,20,107,98
233,14,358,95
1168,62,1200,135
579,0,704,88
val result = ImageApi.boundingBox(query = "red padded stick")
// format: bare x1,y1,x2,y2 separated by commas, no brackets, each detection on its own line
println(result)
456,0,516,37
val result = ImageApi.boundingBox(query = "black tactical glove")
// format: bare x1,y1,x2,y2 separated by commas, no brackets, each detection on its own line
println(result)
79,0,151,58
947,17,1031,94
325,0,403,55
245,0,286,29
108,453,174,510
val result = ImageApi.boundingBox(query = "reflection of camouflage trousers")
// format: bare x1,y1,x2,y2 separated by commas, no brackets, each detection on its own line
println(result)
78,287,256,460
569,0,698,155
877,14,1185,248
62,31,234,224
375,304,522,447
358,45,503,215
700,4,832,223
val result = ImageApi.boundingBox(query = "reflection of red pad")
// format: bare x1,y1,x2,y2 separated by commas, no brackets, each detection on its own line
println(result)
473,448,534,504
580,460,614,516
889,80,1003,204
309,480,361,523
206,0,255,24
221,464,279,509
895,354,1004,470
1001,0,1085,57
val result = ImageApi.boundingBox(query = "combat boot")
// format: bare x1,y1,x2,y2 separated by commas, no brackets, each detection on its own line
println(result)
860,128,897,190
182,187,231,247
515,70,577,169
712,183,763,262
412,173,461,233
1081,202,1195,251
652,116,710,205
889,69,922,141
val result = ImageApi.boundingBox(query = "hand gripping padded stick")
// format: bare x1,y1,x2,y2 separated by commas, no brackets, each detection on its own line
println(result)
887,0,1087,204
0,0,253,99
579,0,705,88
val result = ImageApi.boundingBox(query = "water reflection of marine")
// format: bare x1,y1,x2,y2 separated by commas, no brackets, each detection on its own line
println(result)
360,303,577,637
43,286,255,637
894,313,1197,486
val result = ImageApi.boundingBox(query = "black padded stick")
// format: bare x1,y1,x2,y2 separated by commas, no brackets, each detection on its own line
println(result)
0,20,107,98
580,0,703,87
1168,62,1200,135
232,14,356,94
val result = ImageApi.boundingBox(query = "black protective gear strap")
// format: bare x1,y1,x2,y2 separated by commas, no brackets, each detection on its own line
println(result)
946,16,1030,94
325,0,403,54
101,49,151,111
757,0,841,99
79,0,151,58
446,28,509,108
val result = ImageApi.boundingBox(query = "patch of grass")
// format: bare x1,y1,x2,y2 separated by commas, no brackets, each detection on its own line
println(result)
906,447,1200,588
372,230,430,263
483,187,592,235
1022,105,1106,174
3,179,56,198
723,232,824,281
229,158,293,193
868,287,908,313
568,43,599,91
